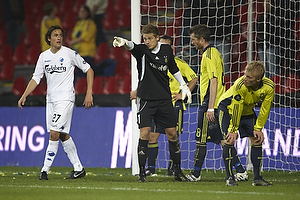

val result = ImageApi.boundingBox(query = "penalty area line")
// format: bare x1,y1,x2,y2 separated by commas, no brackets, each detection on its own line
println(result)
1,184,284,196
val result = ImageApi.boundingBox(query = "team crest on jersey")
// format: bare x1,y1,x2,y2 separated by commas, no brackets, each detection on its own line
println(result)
234,94,241,101
59,57,64,62
164,56,168,63
260,93,265,98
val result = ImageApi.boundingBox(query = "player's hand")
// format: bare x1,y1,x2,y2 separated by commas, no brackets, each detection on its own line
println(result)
130,90,137,103
172,92,182,102
83,94,93,109
180,84,192,104
112,36,128,47
225,132,238,145
18,96,26,109
253,130,264,143
206,110,215,122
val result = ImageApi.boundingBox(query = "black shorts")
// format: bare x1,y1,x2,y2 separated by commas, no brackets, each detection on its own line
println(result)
195,104,223,144
137,98,177,129
150,100,184,134
218,104,257,138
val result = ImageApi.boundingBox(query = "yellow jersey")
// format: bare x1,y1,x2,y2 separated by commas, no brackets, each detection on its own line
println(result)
218,76,275,133
199,45,225,107
71,19,97,57
168,56,197,110
40,16,61,52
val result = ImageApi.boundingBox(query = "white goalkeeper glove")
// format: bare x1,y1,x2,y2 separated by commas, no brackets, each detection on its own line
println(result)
180,84,192,104
113,36,128,47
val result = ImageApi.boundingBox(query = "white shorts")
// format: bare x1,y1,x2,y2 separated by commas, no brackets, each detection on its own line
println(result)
46,101,74,134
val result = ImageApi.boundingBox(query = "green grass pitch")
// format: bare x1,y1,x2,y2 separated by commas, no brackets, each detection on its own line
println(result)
0,167,299,200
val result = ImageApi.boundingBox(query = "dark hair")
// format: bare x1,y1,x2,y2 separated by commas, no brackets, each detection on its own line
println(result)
160,35,173,45
141,24,160,37
45,25,64,46
43,2,55,16
189,24,210,41
80,5,91,19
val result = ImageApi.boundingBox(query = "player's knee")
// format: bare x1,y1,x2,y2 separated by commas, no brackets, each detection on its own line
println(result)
49,130,60,141
249,137,262,145
166,130,178,141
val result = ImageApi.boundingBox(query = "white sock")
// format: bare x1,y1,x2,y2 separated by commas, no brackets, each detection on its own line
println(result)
41,140,59,173
62,137,83,171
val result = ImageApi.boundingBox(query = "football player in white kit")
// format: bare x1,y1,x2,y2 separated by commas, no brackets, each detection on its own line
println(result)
18,25,94,180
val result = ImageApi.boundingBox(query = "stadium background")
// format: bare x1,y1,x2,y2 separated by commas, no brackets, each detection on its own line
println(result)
0,0,299,172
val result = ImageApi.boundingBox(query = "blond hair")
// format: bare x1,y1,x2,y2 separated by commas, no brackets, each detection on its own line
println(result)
245,61,265,79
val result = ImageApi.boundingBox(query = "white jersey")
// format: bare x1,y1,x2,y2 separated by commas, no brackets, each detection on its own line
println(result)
32,46,90,102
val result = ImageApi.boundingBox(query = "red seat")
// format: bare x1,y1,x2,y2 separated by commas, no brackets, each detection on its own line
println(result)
26,43,41,65
24,14,36,31
224,75,231,90
73,0,86,13
12,76,28,96
75,77,87,94
110,47,126,64
0,44,13,66
103,76,119,94
59,0,74,15
283,74,300,93
92,76,105,94
118,7,131,29
0,28,7,48
24,29,39,48
119,75,131,94
115,63,130,77
270,75,284,94
103,10,119,31
94,42,110,64
115,0,130,13
30,77,46,96
141,0,170,14
12,43,27,65
62,11,76,33
33,0,44,16
0,61,15,80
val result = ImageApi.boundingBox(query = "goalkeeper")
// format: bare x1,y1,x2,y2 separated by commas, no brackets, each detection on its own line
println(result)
113,24,192,182
130,35,198,177
218,61,274,186
186,24,248,183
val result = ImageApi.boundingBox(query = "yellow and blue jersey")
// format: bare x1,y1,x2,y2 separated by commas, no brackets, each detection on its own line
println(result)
218,76,275,133
71,19,97,57
168,56,197,110
199,45,225,107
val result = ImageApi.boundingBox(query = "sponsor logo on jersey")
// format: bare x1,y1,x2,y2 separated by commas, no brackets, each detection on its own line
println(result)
45,64,67,74
44,60,51,62
149,62,168,72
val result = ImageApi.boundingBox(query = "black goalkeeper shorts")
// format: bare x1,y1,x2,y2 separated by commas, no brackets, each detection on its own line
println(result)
137,98,177,129
150,100,184,134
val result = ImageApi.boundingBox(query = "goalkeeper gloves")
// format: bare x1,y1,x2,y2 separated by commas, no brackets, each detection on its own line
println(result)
112,36,128,47
180,84,192,104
